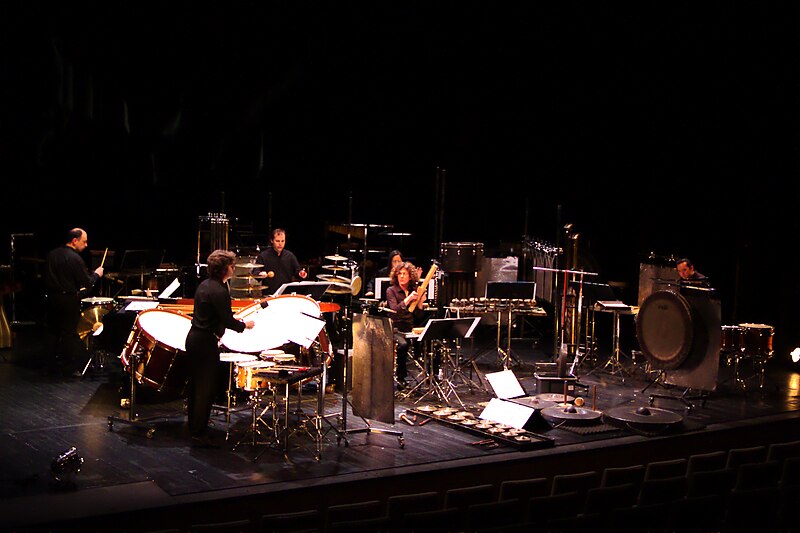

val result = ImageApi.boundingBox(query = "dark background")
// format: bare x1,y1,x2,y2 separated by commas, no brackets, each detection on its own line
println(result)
1,4,797,356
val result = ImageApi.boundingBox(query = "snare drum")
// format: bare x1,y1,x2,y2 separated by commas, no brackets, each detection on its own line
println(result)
738,323,774,359
235,360,276,391
81,296,116,310
119,309,192,392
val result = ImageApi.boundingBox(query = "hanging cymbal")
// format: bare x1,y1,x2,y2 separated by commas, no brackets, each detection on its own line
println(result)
231,285,267,293
235,262,263,269
325,282,354,295
318,274,351,283
322,265,350,272
235,274,257,279
77,306,111,339
324,254,348,262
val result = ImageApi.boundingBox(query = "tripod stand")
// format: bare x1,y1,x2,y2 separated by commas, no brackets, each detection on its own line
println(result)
329,311,404,448
413,317,481,407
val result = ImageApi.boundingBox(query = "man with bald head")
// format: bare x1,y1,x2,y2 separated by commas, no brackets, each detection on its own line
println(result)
44,228,104,377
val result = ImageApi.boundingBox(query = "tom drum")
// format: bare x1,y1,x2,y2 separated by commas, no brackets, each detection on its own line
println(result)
440,242,484,273
235,360,277,391
720,325,743,353
738,323,774,360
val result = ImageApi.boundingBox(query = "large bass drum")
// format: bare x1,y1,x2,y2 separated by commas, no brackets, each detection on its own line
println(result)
635,290,697,370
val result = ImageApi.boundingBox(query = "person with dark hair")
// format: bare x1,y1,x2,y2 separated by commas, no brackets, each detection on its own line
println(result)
364,250,404,298
255,228,307,295
44,228,104,377
676,258,711,288
185,249,255,448
385,261,427,388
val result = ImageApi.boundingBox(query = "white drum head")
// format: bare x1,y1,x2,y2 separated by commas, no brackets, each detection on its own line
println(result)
137,310,192,351
236,360,276,368
221,294,323,353
220,352,258,363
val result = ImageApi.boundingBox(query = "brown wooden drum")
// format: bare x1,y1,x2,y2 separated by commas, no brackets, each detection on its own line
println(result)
738,323,774,359
235,360,276,391
119,309,192,392
720,325,743,353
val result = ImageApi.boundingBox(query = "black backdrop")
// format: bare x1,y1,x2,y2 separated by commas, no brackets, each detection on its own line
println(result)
1,4,797,356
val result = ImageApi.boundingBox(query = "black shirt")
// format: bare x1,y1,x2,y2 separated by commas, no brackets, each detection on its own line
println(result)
386,284,425,333
191,278,246,338
44,246,99,296
255,247,302,295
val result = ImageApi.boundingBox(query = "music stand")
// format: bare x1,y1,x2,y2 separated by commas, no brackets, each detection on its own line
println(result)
274,281,331,300
414,317,480,406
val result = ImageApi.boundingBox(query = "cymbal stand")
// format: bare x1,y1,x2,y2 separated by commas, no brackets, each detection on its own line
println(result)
410,340,451,405
442,338,486,394
437,341,467,408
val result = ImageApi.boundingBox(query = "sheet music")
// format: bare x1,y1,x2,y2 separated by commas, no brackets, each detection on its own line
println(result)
124,300,159,312
597,300,630,310
485,369,526,399
160,278,180,299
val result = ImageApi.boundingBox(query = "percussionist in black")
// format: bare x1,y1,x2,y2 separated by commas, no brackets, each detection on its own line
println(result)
255,228,307,295
186,250,255,447
44,228,104,376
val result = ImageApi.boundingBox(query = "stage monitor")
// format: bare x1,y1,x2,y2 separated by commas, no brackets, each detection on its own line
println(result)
485,281,536,300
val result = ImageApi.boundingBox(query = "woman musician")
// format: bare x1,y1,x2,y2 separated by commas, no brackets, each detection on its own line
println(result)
385,261,429,389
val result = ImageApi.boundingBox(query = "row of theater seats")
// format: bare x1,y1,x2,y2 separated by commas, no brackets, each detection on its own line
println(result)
151,438,800,532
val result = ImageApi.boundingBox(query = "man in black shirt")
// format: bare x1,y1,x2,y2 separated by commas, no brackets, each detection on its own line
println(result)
44,228,104,376
255,228,307,295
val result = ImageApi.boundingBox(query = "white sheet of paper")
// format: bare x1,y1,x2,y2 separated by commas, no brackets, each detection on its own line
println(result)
485,369,526,399
479,398,535,430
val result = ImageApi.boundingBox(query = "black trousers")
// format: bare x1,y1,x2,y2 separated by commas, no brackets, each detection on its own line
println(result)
45,294,88,372
185,327,220,437
394,330,409,381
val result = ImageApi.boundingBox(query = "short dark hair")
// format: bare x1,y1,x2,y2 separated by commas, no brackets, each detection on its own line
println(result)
272,228,286,240
67,228,84,242
207,249,236,280
676,258,693,268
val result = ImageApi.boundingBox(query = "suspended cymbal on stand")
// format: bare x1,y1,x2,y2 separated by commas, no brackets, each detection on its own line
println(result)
324,254,348,262
235,262,263,269
322,264,350,272
318,274,351,284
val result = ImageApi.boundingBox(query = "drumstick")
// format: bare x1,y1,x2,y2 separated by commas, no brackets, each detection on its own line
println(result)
100,247,108,268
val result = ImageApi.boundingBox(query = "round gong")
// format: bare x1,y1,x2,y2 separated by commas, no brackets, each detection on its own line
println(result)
635,290,694,370
604,405,683,431
540,404,602,427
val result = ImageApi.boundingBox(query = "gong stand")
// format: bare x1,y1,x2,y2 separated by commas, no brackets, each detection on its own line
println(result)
330,310,404,448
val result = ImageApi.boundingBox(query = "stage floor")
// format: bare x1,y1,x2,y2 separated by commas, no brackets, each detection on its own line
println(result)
1,326,799,531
